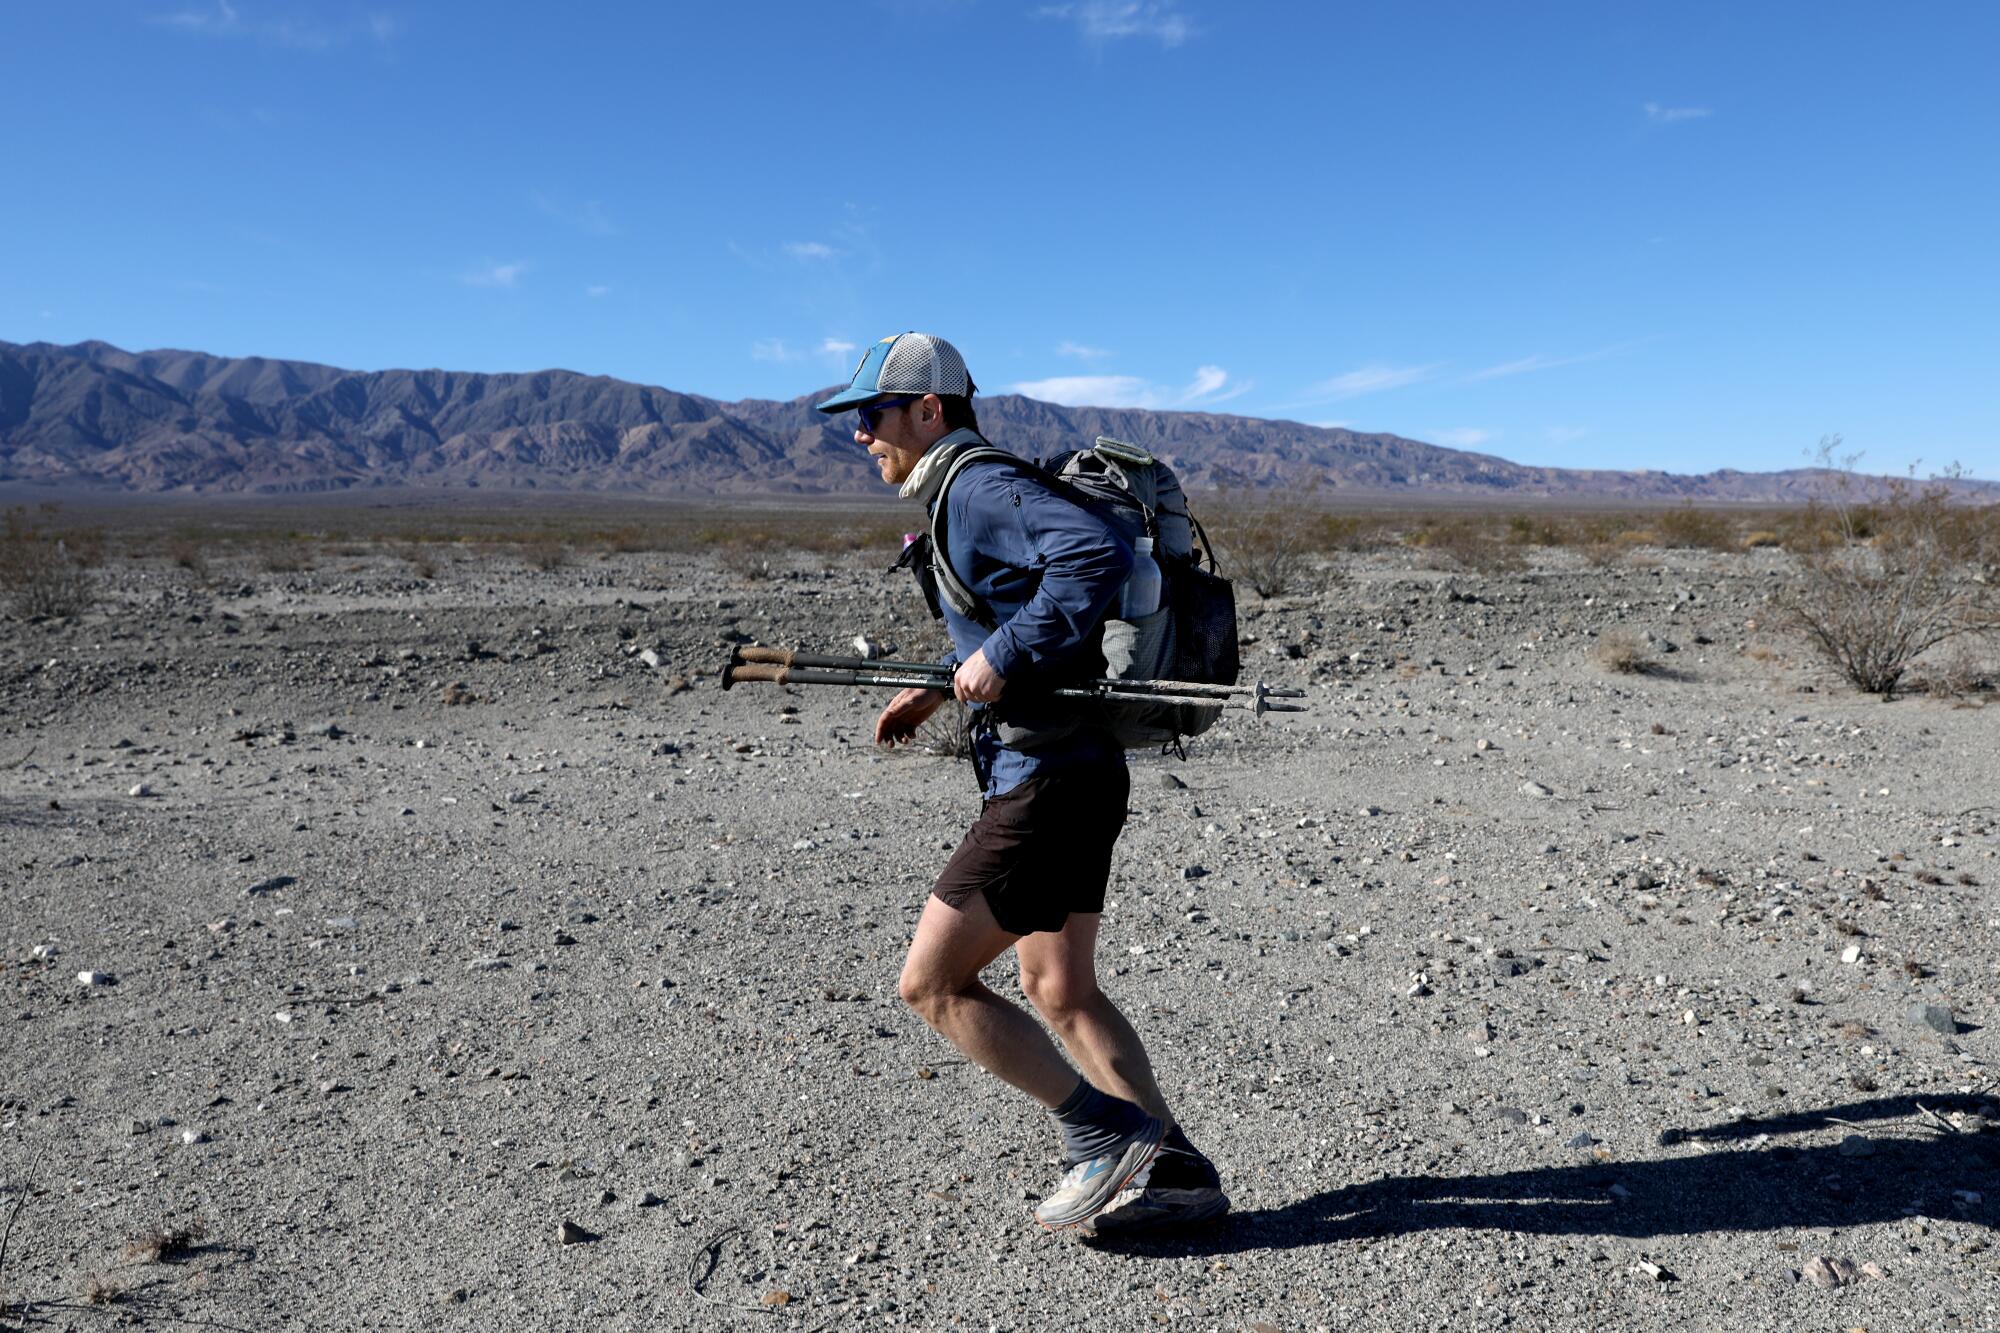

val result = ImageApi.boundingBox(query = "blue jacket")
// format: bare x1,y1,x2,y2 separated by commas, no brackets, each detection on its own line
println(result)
933,451,1134,796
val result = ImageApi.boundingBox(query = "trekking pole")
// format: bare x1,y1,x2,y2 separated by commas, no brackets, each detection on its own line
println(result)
731,646,1307,705
719,647,1308,715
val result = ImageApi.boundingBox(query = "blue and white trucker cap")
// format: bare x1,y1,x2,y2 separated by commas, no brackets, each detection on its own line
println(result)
815,332,977,414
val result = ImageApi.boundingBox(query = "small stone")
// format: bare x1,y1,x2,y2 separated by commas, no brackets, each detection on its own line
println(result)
1181,865,1208,881
637,1190,664,1208
1860,1261,1889,1280
552,931,577,946
1159,773,1187,790
1907,1003,1957,1035
1521,781,1554,798
76,970,113,987
556,1220,596,1245
1494,1106,1529,1126
1802,1256,1850,1289
1568,1133,1598,1149
128,783,154,798
638,649,663,669
244,875,296,897
791,838,817,852
467,958,510,972
179,1129,208,1145
597,1190,617,1207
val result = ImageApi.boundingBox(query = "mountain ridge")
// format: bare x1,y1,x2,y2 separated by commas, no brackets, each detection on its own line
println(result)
1,339,1977,502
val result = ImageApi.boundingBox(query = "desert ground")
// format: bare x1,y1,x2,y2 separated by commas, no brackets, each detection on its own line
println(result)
2,516,1996,1332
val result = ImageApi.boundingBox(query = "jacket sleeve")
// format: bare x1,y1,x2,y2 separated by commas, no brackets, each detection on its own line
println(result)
973,471,1133,681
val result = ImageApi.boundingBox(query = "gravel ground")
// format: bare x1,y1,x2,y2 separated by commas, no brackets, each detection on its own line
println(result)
2,542,1996,1332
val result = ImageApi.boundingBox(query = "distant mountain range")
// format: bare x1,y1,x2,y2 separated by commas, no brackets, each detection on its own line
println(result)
1,339,1979,502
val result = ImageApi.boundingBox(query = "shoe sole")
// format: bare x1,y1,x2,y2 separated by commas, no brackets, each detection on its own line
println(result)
1085,1187,1231,1235
1033,1132,1164,1231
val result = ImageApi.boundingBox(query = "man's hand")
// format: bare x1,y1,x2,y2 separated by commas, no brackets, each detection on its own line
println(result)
875,687,944,747
953,649,1006,704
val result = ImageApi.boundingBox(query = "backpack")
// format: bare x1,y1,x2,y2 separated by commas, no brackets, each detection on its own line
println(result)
904,434,1239,751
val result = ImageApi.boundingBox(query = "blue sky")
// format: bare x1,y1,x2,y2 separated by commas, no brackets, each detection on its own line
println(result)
4,2,1996,477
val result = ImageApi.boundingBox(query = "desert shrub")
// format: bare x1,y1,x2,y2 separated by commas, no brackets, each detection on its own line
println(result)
257,537,315,573
398,543,439,580
1783,440,2000,697
516,539,570,571
1591,628,1657,674
1656,502,1738,550
721,540,776,582
164,530,207,577
0,507,97,618
1207,489,1326,597
1408,516,1524,574
916,698,976,758
1742,529,1782,549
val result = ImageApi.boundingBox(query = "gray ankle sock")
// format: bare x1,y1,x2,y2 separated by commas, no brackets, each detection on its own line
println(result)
1051,1078,1149,1164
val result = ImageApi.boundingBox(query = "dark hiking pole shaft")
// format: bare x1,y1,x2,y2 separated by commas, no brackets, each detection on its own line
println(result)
731,645,1304,701
720,659,1306,714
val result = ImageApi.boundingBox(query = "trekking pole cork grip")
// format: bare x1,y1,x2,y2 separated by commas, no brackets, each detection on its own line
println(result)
735,646,795,667
720,662,789,689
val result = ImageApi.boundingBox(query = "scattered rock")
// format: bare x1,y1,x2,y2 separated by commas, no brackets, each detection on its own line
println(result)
1159,773,1187,790
244,875,296,897
638,649,663,669
179,1129,208,1145
1907,1003,1957,1035
555,1220,596,1245
467,958,510,973
1494,1106,1529,1126
76,970,113,987
1802,1255,1859,1288
128,783,154,798
1840,944,1863,964
1520,781,1554,798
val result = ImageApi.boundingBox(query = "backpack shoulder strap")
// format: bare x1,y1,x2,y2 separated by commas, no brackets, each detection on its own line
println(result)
929,440,1041,629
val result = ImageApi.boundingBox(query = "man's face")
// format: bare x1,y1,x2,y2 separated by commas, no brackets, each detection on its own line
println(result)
856,397,929,486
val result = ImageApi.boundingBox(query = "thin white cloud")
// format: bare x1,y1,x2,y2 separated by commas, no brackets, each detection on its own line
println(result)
1469,343,1628,381
533,191,617,236
585,285,611,298
1304,362,1438,401
784,241,839,260
461,260,527,288
1009,365,1245,409
1038,2,1194,46
1546,426,1589,443
1012,374,1152,407
1431,427,1494,448
1309,421,1351,430
1056,340,1112,361
153,1,400,49
752,339,800,363
1644,102,1712,124
820,338,857,359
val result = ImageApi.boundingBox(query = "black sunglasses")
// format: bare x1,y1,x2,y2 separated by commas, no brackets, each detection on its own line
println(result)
856,396,915,435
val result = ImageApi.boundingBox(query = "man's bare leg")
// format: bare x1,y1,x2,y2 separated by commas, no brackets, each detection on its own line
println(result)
897,893,1079,1107
1016,913,1173,1126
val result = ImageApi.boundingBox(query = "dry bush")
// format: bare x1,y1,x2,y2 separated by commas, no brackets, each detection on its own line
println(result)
916,699,976,758
123,1218,208,1264
398,543,439,580
0,507,97,618
721,540,777,582
1656,502,1739,550
1592,628,1657,675
1742,529,1783,549
1408,517,1524,574
163,531,207,578
516,539,570,572
1783,440,1999,698
1205,488,1327,598
257,537,315,573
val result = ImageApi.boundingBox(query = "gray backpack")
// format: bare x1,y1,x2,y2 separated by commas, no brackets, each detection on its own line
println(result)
914,434,1239,751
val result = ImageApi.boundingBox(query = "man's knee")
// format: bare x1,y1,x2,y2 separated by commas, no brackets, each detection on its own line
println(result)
898,962,957,1025
1021,965,1100,1024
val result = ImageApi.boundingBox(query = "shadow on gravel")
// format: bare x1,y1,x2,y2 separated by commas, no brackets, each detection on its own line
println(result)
1092,1096,2000,1258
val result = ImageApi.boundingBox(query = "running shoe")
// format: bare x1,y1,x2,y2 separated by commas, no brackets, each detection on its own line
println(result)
1086,1146,1230,1234
1032,1116,1164,1230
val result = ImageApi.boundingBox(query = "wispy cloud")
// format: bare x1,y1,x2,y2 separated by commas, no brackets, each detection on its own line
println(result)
1056,340,1113,361
1009,364,1245,409
585,284,611,298
752,339,800,363
1037,2,1195,46
1431,427,1494,448
784,241,839,261
152,2,401,50
820,338,857,359
1644,101,1712,124
1302,362,1438,401
1546,425,1589,443
461,260,527,289
533,191,617,236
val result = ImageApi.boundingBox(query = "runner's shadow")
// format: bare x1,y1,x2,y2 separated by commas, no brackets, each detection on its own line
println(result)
1090,1095,2000,1258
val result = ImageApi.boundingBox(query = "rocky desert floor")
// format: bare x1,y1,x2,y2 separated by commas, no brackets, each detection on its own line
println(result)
2,536,1996,1332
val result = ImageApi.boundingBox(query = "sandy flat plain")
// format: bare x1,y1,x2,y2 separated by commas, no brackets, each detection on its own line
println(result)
2,536,1996,1332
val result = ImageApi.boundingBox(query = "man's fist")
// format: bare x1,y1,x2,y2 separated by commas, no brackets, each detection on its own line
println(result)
953,649,1005,704
875,687,944,746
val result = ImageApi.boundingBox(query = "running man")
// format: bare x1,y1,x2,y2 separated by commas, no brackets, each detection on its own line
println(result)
816,332,1226,1232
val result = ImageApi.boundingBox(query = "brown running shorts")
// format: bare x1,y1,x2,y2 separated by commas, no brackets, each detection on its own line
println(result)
932,764,1131,935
